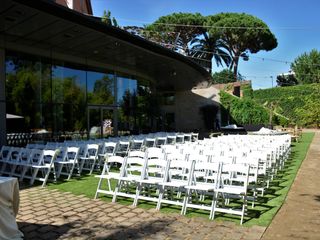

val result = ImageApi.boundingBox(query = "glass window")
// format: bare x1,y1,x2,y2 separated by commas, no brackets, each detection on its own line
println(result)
5,54,44,131
51,64,86,104
162,92,175,105
117,75,137,103
87,71,115,105
51,63,87,133
117,74,138,133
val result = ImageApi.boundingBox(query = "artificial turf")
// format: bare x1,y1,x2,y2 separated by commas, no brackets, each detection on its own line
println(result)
47,132,314,226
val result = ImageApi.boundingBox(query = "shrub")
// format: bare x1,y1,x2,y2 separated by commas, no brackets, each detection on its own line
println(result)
220,91,269,125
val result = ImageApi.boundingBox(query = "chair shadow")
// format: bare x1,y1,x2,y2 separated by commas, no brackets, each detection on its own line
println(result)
300,193,320,202
19,218,173,239
18,221,73,239
314,195,320,202
18,172,94,190
101,219,175,240
19,218,176,240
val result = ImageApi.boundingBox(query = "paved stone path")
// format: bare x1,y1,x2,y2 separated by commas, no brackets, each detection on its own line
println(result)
17,188,265,240
262,131,320,240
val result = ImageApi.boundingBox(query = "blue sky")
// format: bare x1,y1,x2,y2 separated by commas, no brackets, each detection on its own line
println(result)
91,0,320,89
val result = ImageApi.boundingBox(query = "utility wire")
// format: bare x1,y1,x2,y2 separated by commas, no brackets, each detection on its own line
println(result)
91,13,320,68
89,12,317,31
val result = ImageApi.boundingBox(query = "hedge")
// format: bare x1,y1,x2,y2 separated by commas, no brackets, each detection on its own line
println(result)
219,91,269,125
250,83,320,126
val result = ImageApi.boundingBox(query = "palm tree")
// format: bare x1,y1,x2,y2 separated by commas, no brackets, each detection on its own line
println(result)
189,32,232,73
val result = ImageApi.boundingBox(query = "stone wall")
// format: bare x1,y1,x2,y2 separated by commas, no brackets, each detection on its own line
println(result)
160,86,220,132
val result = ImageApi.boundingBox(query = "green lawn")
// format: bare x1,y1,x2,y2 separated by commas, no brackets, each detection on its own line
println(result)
47,132,314,226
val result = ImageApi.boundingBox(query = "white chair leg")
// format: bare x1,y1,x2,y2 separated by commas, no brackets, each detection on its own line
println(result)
133,184,142,207
68,163,75,180
42,168,51,187
156,187,164,211
30,168,39,185
89,158,97,175
210,192,218,220
94,177,103,199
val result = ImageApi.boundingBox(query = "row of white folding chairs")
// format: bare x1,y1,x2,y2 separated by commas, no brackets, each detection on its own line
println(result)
0,146,63,187
95,149,252,224
33,132,198,174
160,135,290,196
0,144,106,185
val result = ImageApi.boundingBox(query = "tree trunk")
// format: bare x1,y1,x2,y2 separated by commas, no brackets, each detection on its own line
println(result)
233,54,240,81
206,54,213,73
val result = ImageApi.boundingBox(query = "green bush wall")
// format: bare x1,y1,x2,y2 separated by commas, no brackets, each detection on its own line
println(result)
220,91,269,125
251,83,320,126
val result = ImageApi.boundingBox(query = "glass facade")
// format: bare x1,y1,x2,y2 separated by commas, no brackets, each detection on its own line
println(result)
5,51,161,140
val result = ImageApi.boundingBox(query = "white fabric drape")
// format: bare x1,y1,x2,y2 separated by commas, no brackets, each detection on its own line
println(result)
0,177,24,240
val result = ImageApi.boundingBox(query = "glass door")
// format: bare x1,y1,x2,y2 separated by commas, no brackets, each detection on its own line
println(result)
102,108,114,138
87,106,115,139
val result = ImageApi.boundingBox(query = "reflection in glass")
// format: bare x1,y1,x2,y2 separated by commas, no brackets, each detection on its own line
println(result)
5,51,163,140
87,71,115,105
5,54,49,132
51,64,87,133
117,74,161,134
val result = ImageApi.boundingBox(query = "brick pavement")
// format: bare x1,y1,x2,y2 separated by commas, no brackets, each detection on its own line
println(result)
17,188,265,240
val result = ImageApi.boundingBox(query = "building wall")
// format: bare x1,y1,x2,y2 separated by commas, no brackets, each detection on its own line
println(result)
161,86,221,133
55,0,93,14
212,80,251,98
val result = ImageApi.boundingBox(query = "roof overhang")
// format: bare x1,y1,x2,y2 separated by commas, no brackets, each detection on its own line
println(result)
0,0,212,91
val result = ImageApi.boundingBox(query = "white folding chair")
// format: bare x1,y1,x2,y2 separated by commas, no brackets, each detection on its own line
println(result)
155,137,167,147
156,159,194,211
145,137,156,148
166,135,176,145
6,147,22,177
115,141,130,157
130,139,144,151
95,155,126,199
21,149,60,187
211,163,250,225
112,153,146,203
133,154,168,207
182,161,221,216
0,146,13,174
55,147,80,180
79,143,99,174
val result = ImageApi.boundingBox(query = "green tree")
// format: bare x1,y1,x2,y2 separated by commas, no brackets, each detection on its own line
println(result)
276,73,298,87
189,33,231,72
206,13,278,80
145,13,231,72
101,10,118,27
291,49,320,84
145,13,206,52
89,75,114,105
211,69,242,84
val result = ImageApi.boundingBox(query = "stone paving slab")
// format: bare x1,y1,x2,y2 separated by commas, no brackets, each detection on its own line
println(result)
16,187,265,240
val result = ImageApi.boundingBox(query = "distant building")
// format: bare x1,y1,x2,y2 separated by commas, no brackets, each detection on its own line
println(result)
54,0,93,15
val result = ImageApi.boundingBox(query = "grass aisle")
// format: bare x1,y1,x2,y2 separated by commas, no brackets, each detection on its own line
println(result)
47,132,314,226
